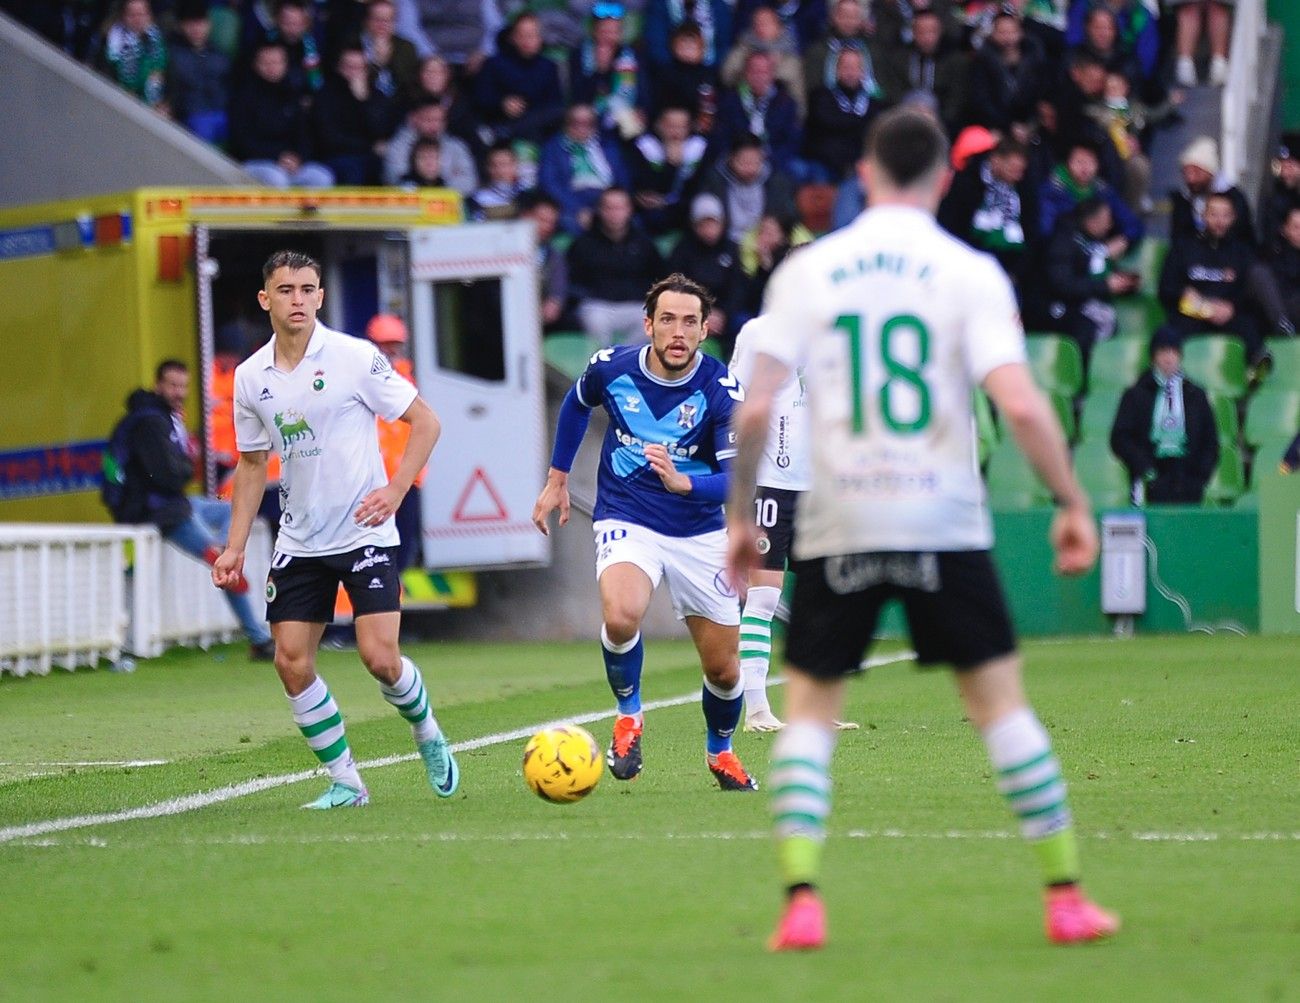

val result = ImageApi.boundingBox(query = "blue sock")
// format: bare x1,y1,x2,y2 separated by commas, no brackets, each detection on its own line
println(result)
702,676,744,755
601,626,643,716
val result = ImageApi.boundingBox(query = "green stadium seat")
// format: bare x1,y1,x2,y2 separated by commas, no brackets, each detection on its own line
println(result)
1244,389,1300,448
698,339,726,360
1089,338,1146,393
1073,441,1132,509
1203,443,1245,505
1048,389,1077,443
974,389,999,468
1181,335,1248,399
1025,334,1084,396
1079,390,1123,442
1208,392,1241,445
543,332,598,381
1262,339,1300,388
1113,294,1165,341
1131,237,1169,296
985,441,1051,509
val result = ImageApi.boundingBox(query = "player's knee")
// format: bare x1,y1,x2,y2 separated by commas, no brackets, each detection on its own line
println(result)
602,609,642,644
701,657,740,689
359,646,401,685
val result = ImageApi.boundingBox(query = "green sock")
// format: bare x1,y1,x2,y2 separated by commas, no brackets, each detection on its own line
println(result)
1031,828,1081,886
778,835,823,889
771,722,835,890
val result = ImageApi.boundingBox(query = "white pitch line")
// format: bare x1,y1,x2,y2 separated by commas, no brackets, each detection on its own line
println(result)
9,828,1300,850
0,650,918,846
0,760,170,768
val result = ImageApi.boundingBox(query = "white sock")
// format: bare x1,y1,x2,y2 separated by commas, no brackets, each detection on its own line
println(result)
379,655,442,744
288,677,364,790
740,585,781,715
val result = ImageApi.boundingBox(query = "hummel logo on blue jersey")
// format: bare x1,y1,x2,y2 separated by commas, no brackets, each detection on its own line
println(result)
259,387,274,401
625,395,641,413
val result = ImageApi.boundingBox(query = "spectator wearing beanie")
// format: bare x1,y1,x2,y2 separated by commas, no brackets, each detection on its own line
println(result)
1171,135,1256,247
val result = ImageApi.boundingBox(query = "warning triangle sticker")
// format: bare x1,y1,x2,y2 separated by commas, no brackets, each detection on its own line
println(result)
451,467,509,522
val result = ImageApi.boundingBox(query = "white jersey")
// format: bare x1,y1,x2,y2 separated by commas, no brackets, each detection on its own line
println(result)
234,323,418,557
757,204,1026,556
729,316,811,491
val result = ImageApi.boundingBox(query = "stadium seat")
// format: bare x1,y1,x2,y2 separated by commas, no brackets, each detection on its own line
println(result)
1250,435,1300,477
543,332,598,381
698,339,726,360
1203,443,1246,505
985,440,1051,508
1089,338,1146,393
1113,294,1165,341
1208,392,1241,445
1262,338,1300,388
1181,335,1248,399
1078,390,1123,442
1072,441,1132,509
974,389,999,468
1048,389,1077,442
1025,334,1084,396
1131,237,1169,296
1244,389,1300,448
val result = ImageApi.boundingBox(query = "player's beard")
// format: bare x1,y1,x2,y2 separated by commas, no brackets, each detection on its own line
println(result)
652,341,696,374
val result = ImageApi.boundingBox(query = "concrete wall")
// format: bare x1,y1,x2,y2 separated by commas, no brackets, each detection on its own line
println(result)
0,12,249,208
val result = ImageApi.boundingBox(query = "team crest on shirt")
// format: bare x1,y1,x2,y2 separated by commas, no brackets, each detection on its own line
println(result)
676,403,698,430
312,369,326,392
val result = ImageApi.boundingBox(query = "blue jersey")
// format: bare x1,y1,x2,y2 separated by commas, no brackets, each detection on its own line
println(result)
575,345,743,536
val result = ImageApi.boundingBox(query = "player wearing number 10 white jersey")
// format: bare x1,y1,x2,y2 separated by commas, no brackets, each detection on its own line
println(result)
726,108,1117,951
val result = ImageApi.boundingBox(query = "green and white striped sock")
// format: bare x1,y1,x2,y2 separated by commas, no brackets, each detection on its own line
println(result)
380,656,441,744
740,586,781,715
982,707,1080,885
771,721,835,890
288,677,364,790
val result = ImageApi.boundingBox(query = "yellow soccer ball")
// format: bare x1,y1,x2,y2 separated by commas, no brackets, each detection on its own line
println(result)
522,725,603,803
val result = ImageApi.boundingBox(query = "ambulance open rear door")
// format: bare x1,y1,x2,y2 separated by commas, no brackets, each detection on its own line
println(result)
407,221,549,569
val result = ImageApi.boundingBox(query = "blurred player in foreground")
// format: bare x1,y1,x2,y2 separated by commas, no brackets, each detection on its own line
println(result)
726,108,1118,950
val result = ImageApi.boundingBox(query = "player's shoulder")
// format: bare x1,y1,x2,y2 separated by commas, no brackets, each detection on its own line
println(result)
585,343,641,375
233,339,273,391
697,352,745,401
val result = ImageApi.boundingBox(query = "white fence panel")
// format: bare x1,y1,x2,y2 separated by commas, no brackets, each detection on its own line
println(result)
0,520,273,677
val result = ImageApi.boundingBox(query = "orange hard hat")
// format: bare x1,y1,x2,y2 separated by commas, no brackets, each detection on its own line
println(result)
367,314,408,344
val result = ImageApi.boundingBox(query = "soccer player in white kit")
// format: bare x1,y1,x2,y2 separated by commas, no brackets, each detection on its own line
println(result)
726,110,1118,949
213,251,459,809
728,316,857,733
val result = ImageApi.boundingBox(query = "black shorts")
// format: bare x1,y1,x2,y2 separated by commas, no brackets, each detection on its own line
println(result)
752,486,799,571
784,550,1017,678
264,545,402,624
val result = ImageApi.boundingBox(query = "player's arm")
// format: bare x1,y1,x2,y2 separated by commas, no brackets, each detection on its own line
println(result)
982,362,1097,576
532,384,594,535
355,396,440,527
725,351,789,583
212,449,269,589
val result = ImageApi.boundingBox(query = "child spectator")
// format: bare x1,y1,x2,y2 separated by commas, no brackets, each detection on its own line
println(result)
469,143,530,220
399,137,448,188
384,100,478,193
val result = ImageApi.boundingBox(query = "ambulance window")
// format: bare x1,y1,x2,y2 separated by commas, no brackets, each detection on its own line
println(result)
433,278,505,382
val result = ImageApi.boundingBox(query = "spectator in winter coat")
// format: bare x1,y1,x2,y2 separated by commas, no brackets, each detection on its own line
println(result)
520,192,574,332
1170,136,1257,248
722,4,807,113
538,104,631,234
240,0,324,97
360,0,421,105
567,188,666,346
874,8,968,135
468,143,531,220
1044,197,1141,361
646,22,721,133
312,45,403,184
394,0,503,68
383,100,478,192
666,194,746,346
229,42,334,187
570,7,647,138
1065,0,1160,85
627,106,709,234
966,11,1048,132
1255,205,1300,336
473,13,565,143
642,0,735,69
713,49,802,173
1110,327,1219,504
695,133,797,244
1039,141,1143,246
101,0,168,110
1160,192,1267,365
168,2,231,143
801,48,877,182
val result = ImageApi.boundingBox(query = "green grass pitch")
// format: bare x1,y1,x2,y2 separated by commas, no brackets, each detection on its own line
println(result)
1,634,1297,1001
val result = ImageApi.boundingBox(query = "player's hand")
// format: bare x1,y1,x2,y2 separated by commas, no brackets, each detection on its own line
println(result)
211,546,246,591
532,470,570,536
355,484,404,527
726,514,761,587
1050,504,1099,576
644,444,692,494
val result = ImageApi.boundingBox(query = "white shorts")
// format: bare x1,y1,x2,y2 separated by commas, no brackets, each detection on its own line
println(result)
593,519,740,626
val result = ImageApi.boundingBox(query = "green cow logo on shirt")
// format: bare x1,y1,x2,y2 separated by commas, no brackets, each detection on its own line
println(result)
274,409,315,449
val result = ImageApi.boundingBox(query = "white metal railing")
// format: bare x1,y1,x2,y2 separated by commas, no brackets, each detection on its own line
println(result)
0,520,272,677
1220,0,1267,185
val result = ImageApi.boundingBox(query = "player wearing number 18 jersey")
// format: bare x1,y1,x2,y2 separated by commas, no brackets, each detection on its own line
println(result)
726,108,1118,949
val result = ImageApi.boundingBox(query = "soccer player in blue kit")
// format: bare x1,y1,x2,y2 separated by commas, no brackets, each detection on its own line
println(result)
532,273,759,791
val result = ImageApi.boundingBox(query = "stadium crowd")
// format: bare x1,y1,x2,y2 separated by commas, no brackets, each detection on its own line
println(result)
6,0,1298,490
